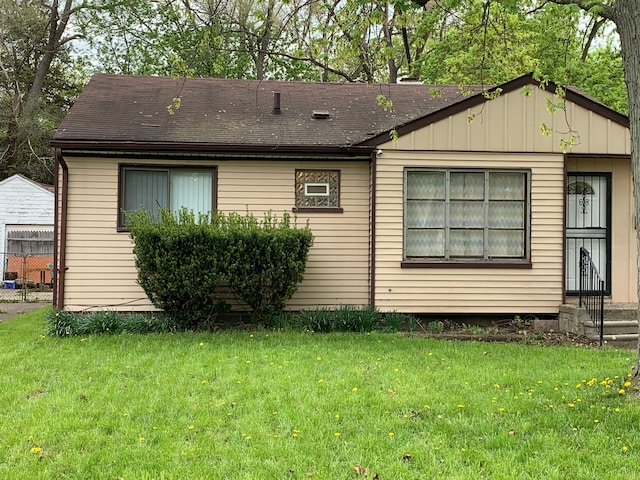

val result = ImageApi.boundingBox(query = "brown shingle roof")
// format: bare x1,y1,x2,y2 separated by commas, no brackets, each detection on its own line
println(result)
52,74,480,151
52,73,627,152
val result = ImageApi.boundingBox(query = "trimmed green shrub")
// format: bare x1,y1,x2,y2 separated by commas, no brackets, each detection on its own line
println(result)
222,212,313,320
127,209,313,327
127,209,229,328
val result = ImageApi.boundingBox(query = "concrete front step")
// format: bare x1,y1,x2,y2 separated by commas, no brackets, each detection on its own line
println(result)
558,304,638,348
585,320,638,336
604,307,638,322
602,333,638,349
589,317,637,348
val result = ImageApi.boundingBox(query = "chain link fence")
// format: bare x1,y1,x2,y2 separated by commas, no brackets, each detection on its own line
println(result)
1,252,53,302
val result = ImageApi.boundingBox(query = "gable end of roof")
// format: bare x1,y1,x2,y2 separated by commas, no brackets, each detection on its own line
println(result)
357,73,629,146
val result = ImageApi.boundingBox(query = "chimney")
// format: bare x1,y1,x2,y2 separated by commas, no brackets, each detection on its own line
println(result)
272,92,281,115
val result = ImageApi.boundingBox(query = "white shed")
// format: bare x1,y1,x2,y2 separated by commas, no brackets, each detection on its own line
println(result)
0,174,54,285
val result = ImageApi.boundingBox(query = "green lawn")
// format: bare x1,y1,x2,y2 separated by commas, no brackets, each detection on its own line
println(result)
1,308,638,479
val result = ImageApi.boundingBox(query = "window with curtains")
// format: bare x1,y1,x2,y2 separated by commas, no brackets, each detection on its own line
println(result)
403,168,530,264
118,166,215,229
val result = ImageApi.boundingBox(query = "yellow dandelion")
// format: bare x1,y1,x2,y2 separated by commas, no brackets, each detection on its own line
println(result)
199,342,204,347
334,432,340,437
457,404,464,408
188,425,195,430
388,432,394,437
352,387,358,392
594,419,600,424
624,381,632,387
139,437,145,442
619,389,626,395
317,356,322,361
30,446,42,454
623,446,629,452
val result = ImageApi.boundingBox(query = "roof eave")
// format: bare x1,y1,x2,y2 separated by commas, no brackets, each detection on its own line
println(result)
51,140,375,157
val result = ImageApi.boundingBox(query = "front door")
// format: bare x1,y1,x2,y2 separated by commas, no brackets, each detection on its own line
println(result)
565,173,611,295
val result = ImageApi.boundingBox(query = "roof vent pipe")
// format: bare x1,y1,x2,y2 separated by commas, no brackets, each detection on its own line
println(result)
272,92,281,115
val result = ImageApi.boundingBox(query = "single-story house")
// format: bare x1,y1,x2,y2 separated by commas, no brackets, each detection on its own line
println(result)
50,73,634,317
0,174,54,287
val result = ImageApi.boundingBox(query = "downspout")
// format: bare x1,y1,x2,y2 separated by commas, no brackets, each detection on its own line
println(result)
562,154,568,305
369,150,377,307
53,148,68,309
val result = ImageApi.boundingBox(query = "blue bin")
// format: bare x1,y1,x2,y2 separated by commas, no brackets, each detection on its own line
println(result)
3,280,16,289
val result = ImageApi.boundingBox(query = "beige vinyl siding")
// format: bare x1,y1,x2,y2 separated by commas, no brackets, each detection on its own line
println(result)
375,151,564,314
61,157,370,311
218,160,370,309
379,87,630,156
61,157,143,310
567,156,638,303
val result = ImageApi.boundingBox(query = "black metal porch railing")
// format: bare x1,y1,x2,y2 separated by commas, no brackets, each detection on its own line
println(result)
579,247,605,346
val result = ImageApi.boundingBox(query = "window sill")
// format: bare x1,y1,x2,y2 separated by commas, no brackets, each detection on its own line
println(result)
292,207,344,214
401,260,532,269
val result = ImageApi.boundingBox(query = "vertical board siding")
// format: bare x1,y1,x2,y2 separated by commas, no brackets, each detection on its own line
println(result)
385,88,630,156
61,157,370,311
375,151,565,314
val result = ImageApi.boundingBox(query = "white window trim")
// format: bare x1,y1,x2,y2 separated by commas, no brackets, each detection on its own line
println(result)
304,182,330,196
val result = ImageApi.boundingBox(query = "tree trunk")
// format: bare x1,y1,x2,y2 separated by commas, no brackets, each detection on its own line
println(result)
611,0,640,382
